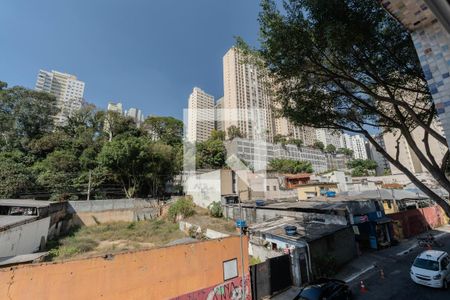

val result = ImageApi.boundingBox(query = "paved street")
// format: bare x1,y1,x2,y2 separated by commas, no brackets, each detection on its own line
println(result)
349,231,450,299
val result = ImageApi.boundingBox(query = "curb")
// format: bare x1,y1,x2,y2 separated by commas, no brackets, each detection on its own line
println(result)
396,232,448,256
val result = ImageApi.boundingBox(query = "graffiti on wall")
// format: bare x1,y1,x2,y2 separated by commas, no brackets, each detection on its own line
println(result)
172,275,251,300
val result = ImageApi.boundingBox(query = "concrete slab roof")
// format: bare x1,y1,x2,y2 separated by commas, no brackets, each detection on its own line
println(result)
0,199,54,208
240,199,349,212
0,252,48,267
0,215,37,230
249,216,348,243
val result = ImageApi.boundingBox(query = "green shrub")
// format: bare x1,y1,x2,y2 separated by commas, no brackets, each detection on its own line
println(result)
168,198,195,222
208,201,223,218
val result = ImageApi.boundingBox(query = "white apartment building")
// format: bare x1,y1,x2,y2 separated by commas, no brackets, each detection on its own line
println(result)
215,97,224,131
315,128,342,149
341,133,352,150
187,87,215,143
351,134,368,160
383,121,447,175
125,108,144,127
366,134,390,176
107,102,123,114
35,69,85,126
225,138,328,174
223,47,274,142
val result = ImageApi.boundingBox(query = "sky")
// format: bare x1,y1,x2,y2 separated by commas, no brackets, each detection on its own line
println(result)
0,0,261,120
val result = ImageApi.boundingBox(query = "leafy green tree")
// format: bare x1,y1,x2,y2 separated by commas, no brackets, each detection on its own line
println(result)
143,116,183,146
196,139,226,169
146,142,178,197
102,111,141,142
33,149,81,200
208,201,223,218
337,148,354,157
253,0,450,215
325,144,337,154
290,139,303,148
97,136,151,198
313,141,325,152
0,84,57,149
227,125,243,140
348,159,378,176
210,129,226,141
269,158,313,173
274,134,287,145
168,197,195,222
0,151,34,198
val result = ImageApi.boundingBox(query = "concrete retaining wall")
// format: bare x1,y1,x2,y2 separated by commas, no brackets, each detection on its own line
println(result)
68,199,161,226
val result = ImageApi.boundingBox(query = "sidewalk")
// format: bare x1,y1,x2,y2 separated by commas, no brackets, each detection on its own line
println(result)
335,224,450,283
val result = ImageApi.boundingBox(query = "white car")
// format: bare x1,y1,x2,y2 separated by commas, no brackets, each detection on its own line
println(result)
410,250,450,289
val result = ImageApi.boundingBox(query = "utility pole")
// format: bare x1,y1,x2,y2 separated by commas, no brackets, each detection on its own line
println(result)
238,197,246,300
87,170,92,201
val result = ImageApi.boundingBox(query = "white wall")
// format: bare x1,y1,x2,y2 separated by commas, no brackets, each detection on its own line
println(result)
0,217,50,257
184,170,222,208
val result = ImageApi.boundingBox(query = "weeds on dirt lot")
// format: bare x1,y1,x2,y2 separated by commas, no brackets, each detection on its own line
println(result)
47,219,185,260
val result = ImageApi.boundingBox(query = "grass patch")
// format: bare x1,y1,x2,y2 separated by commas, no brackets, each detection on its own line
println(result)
47,218,185,260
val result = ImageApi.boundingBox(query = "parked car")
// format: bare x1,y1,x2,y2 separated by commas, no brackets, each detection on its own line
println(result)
294,278,352,300
410,250,450,289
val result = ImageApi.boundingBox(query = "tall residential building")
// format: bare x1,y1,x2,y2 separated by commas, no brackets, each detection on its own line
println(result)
274,117,299,139
223,47,274,142
315,128,342,149
187,87,215,143
381,0,450,148
383,120,447,174
215,97,224,131
351,134,368,160
35,69,85,126
366,134,390,176
341,133,353,150
125,108,144,127
107,102,123,114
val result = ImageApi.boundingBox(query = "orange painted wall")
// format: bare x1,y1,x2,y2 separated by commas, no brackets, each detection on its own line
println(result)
0,236,249,300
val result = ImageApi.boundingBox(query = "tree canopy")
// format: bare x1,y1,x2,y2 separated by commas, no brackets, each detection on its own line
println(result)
269,158,313,174
348,159,378,177
227,125,243,140
253,0,450,215
0,81,183,200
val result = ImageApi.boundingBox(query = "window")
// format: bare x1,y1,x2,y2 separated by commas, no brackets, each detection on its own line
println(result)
273,186,277,191
441,257,449,270
223,258,238,281
266,186,270,191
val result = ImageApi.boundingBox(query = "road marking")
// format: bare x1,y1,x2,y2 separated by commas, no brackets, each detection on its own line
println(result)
344,265,375,283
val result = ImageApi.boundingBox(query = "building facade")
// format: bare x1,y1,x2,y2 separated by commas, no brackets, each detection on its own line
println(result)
187,87,215,143
215,97,224,131
366,134,391,175
381,0,450,147
225,138,328,174
383,121,448,174
125,107,144,127
315,128,343,149
223,47,274,142
351,135,368,160
35,69,85,126
107,102,123,114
